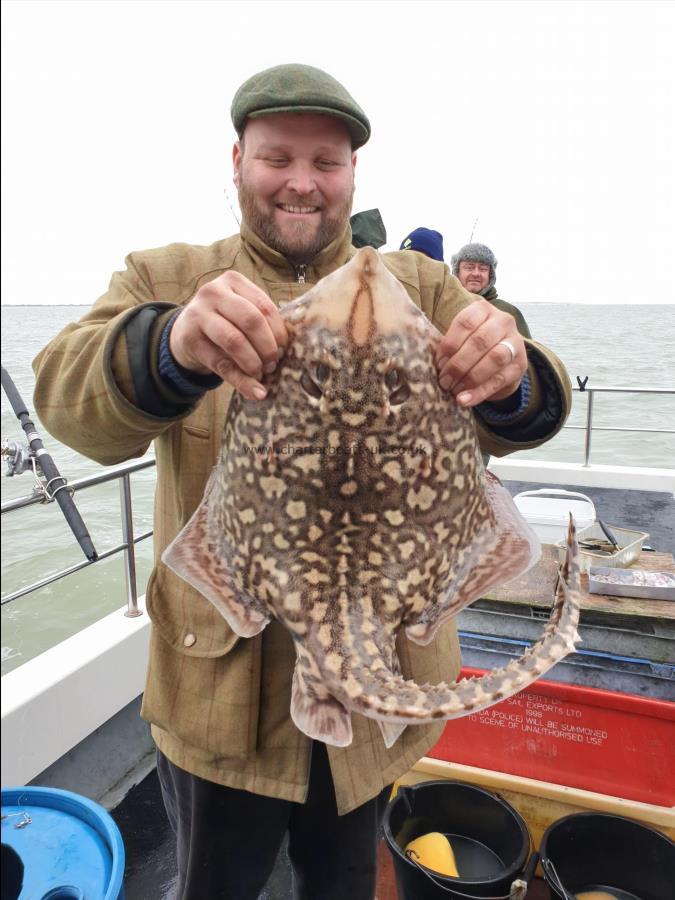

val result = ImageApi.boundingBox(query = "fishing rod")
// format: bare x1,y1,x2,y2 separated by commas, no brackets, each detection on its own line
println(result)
223,185,241,226
1,366,98,562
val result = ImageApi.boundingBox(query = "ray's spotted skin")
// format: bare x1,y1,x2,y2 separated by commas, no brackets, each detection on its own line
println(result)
164,248,581,748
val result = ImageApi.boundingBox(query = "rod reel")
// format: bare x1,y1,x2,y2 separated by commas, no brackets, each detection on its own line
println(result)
1,366,98,561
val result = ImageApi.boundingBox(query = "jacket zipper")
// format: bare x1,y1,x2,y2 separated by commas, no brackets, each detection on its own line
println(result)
294,265,307,284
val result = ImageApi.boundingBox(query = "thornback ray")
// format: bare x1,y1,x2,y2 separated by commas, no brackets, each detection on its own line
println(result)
163,247,581,748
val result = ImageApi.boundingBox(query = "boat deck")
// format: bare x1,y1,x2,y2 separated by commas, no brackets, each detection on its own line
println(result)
112,767,552,899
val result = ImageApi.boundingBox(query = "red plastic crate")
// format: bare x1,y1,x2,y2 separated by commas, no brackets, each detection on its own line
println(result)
429,668,675,807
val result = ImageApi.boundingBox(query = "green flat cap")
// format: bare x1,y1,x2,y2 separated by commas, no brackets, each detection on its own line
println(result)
231,63,370,149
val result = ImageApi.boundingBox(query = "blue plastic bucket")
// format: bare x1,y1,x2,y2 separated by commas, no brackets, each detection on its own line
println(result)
1,786,125,900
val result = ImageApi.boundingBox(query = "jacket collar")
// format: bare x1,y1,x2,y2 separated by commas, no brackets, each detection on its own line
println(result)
240,220,357,283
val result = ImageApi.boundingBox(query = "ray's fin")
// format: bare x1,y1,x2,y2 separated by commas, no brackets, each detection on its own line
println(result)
290,666,353,748
405,470,541,645
377,720,407,749
162,472,272,639
376,639,407,747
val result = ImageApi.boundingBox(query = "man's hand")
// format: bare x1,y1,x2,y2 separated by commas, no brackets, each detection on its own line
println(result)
436,299,527,407
170,271,288,401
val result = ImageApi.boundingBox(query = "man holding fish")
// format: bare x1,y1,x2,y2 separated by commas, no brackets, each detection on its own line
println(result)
33,64,572,900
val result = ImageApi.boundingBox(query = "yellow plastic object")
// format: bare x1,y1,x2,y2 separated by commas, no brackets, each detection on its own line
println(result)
405,831,459,877
575,893,618,900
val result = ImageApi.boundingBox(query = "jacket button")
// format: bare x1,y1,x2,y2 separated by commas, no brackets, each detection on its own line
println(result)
183,633,196,647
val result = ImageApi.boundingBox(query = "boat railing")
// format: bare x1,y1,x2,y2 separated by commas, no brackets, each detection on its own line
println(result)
568,384,674,466
1,385,673,615
1,458,154,615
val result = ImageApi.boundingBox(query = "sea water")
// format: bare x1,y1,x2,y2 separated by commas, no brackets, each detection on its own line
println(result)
2,302,674,674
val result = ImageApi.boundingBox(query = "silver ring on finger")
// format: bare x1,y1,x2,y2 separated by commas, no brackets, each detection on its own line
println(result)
498,339,517,363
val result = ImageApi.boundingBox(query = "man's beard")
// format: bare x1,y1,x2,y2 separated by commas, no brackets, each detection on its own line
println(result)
237,177,354,265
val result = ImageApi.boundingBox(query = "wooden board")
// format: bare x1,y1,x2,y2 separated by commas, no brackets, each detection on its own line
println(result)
484,546,675,621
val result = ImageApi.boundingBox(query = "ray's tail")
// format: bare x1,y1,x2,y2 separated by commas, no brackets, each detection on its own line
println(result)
332,516,582,729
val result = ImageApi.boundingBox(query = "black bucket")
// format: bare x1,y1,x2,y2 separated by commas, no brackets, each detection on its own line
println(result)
540,812,675,900
382,780,531,899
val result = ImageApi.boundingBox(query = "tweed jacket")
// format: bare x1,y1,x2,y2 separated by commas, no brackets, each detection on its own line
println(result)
32,223,571,814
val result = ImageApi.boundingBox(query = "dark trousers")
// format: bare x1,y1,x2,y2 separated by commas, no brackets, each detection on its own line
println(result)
157,744,392,900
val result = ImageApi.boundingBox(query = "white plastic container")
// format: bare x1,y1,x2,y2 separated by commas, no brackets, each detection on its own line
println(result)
513,489,596,545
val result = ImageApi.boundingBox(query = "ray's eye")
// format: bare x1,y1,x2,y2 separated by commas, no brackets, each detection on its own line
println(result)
300,373,323,399
385,368,410,406
301,361,330,398
315,363,330,383
385,368,400,389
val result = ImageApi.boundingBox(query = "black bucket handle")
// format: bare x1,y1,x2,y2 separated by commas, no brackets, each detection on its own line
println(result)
398,785,415,816
540,858,575,900
403,849,540,900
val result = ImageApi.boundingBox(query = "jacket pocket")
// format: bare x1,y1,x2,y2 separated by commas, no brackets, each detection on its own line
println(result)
183,423,210,439
146,564,240,658
178,406,217,519
177,387,233,516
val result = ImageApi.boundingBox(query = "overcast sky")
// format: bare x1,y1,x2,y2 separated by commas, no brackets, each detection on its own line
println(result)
2,0,673,305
